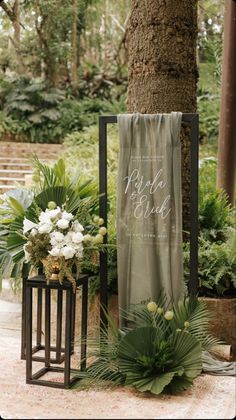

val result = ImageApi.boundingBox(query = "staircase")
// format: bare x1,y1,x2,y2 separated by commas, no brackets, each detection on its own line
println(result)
0,142,64,193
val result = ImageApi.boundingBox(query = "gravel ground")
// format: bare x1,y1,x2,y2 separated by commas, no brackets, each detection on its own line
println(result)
0,299,235,420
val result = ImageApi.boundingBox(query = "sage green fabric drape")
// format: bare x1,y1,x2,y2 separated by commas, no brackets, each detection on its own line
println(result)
117,113,185,318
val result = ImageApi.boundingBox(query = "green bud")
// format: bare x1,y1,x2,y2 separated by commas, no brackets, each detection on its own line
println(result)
147,301,157,312
164,310,174,321
93,234,103,244
48,201,57,210
99,227,107,236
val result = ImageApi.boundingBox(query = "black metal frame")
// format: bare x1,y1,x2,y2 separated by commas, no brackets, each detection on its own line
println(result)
21,277,76,363
25,274,88,389
99,114,199,329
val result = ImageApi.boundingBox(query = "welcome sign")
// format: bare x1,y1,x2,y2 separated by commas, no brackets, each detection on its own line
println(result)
117,113,184,320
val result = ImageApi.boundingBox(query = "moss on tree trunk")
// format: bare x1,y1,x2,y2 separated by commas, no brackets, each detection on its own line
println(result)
127,0,198,230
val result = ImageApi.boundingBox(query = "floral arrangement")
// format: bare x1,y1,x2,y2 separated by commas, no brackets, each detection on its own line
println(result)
84,296,219,395
23,200,107,290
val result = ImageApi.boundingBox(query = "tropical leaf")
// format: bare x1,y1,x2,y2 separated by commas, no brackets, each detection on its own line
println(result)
8,197,25,216
132,373,175,394
171,331,202,379
34,186,67,210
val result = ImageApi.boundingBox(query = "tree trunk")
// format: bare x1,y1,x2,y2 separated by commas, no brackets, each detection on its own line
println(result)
71,0,79,93
0,0,24,74
127,0,198,230
12,0,24,74
217,0,236,204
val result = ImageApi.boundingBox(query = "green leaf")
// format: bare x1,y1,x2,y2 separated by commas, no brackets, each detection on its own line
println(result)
8,197,25,216
35,186,67,210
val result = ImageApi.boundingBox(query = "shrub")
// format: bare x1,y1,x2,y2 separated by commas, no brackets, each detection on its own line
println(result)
184,231,236,297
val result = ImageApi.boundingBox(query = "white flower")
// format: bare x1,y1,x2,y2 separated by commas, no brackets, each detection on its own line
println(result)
49,247,62,257
38,223,53,234
64,231,73,244
62,246,76,260
72,220,84,232
62,211,74,221
48,208,61,220
39,208,61,223
23,218,38,234
52,232,64,242
31,228,38,237
57,219,69,230
72,232,84,244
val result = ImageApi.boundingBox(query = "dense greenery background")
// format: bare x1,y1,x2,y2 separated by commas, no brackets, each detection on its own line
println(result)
0,0,235,298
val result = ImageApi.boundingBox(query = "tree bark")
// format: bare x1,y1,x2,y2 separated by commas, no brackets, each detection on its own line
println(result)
127,0,198,231
217,0,236,204
71,0,79,93
0,0,24,74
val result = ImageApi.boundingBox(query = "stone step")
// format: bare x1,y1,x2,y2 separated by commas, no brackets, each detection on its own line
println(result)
0,169,33,175
0,163,32,170
0,185,16,191
0,177,25,184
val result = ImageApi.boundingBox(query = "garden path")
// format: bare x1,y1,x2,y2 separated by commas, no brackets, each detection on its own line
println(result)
0,297,235,420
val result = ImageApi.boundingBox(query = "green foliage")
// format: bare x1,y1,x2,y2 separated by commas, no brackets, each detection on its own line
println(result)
184,232,236,297
199,189,233,239
0,76,66,142
0,76,126,143
82,297,218,395
199,157,217,196
198,94,220,144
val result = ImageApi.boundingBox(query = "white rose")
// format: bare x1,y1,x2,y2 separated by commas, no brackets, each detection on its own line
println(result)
39,208,61,223
38,223,52,234
73,242,83,251
23,218,38,234
64,232,73,244
62,211,74,221
39,211,51,224
72,232,84,244
49,247,62,257
52,232,64,242
72,221,84,232
48,207,61,220
50,237,64,248
62,246,76,260
57,219,69,230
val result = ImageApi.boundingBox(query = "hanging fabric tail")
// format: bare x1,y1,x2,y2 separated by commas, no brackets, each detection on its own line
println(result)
117,112,184,324
202,351,236,376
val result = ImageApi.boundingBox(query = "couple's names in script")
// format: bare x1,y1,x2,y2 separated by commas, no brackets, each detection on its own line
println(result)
124,167,171,220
